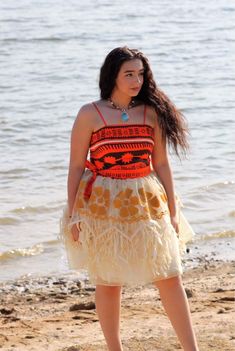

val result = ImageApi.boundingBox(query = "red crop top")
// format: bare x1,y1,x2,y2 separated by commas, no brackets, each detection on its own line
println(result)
83,102,154,200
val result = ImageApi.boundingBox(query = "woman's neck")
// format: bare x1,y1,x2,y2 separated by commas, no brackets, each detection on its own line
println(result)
110,91,132,109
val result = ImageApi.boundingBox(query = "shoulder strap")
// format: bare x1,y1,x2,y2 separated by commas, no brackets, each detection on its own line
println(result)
92,102,107,126
143,105,147,124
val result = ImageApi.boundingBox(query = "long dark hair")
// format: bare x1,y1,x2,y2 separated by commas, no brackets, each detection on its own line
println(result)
99,46,190,158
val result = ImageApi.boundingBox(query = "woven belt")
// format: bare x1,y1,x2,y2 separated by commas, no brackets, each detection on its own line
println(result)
83,160,151,200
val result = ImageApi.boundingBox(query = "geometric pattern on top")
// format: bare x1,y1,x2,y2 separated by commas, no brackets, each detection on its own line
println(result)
89,124,154,172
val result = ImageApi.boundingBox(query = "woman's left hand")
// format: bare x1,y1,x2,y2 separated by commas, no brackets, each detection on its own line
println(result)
170,214,179,237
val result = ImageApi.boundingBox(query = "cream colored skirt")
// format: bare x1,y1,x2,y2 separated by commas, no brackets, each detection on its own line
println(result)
59,169,195,286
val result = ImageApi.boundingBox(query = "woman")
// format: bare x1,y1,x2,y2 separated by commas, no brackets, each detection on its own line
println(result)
60,46,199,351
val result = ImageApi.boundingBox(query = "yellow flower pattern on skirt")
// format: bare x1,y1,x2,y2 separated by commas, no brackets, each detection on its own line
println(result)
114,188,140,219
88,186,110,217
73,180,86,211
73,176,170,223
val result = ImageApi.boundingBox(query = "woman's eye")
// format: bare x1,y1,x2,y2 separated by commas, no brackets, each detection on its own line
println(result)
125,72,144,77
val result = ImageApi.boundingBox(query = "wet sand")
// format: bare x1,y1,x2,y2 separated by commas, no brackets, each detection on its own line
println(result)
0,259,234,351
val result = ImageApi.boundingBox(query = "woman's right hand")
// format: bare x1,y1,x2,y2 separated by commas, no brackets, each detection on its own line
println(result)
71,223,80,242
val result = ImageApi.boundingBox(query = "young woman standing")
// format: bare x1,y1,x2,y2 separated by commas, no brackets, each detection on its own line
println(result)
60,46,199,351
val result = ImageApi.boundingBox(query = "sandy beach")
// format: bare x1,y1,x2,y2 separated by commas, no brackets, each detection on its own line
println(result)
0,258,234,351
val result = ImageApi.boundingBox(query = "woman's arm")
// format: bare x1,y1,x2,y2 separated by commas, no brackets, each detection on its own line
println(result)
67,104,94,216
151,110,177,218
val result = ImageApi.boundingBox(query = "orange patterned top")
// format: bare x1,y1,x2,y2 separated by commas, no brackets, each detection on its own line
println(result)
83,102,155,200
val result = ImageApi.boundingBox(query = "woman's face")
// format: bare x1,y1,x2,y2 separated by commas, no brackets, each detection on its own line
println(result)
114,59,144,97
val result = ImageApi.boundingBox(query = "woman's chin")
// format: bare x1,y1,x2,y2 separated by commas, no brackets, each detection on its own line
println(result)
129,90,140,97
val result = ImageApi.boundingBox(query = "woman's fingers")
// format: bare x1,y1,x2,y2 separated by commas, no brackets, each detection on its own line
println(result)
71,224,80,242
170,215,180,237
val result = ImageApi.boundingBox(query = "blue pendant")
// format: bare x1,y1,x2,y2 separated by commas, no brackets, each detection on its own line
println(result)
121,111,129,121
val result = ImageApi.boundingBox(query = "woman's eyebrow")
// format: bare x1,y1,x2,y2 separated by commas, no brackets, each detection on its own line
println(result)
124,68,145,73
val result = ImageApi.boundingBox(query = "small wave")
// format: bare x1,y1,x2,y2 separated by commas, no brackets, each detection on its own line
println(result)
10,204,61,215
0,35,83,43
192,180,235,192
0,244,44,261
1,19,26,23
0,168,30,175
208,180,235,189
1,37,67,43
0,217,21,225
45,239,58,246
222,7,235,12
195,230,235,241
48,165,65,170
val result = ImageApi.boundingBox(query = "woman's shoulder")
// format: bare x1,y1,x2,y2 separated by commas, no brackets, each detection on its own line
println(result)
77,99,105,115
145,103,156,114
144,104,158,129
78,101,96,112
73,100,102,130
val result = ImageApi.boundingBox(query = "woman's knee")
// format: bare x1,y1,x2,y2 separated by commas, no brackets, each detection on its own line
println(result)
154,275,182,290
96,285,122,295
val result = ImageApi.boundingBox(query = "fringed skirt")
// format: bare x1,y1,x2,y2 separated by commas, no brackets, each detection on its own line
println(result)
59,169,195,286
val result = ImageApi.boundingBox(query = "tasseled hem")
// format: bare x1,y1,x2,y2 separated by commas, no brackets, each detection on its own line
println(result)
58,202,194,287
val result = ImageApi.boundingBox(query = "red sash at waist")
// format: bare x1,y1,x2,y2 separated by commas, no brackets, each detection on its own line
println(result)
83,160,151,200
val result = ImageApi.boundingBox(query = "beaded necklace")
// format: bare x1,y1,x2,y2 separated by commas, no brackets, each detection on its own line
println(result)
108,98,136,121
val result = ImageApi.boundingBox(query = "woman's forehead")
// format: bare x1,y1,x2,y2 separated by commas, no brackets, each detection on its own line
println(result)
120,59,144,72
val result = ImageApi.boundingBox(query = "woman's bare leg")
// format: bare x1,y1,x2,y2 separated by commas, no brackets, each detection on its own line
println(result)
95,285,123,351
154,275,199,351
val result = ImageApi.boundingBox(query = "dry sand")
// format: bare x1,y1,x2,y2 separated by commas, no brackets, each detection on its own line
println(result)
0,259,234,351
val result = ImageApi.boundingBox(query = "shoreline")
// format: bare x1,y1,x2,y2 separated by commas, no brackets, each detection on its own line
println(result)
1,236,235,284
0,258,234,351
